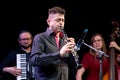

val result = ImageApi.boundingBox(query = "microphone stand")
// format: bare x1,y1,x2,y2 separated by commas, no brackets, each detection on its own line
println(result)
82,40,109,80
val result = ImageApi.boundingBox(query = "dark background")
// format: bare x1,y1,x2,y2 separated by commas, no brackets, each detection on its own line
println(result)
0,0,120,65
0,0,120,55
0,0,120,50
0,1,120,80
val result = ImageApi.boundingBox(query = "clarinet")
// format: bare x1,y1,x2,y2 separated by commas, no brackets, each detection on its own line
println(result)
71,48,82,69
62,30,82,69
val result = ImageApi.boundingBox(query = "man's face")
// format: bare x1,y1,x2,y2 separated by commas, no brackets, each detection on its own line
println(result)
47,13,65,33
18,32,32,49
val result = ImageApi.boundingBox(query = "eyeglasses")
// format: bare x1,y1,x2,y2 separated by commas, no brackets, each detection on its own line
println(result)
20,38,32,41
93,39,102,43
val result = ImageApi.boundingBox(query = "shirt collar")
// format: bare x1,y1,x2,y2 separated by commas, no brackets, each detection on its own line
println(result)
46,27,54,36
46,27,64,37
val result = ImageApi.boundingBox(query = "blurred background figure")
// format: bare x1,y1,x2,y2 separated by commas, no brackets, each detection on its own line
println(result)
0,30,34,80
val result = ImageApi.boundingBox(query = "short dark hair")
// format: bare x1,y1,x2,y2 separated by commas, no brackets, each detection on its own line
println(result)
48,6,66,15
18,30,32,40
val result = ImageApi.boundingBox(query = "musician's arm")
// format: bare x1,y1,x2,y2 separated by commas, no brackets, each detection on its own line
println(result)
109,41,120,51
0,50,22,76
0,51,16,72
76,67,85,80
30,51,60,66
116,46,120,51
2,66,21,76
30,36,62,66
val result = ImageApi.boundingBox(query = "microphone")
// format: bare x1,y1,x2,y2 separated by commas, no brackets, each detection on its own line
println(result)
83,41,109,58
74,28,88,51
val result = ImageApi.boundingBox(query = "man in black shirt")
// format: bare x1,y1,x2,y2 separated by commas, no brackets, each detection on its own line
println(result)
0,30,35,80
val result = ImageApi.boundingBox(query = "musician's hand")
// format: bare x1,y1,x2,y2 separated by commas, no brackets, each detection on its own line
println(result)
109,41,120,51
60,37,75,57
66,37,75,43
3,66,22,76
